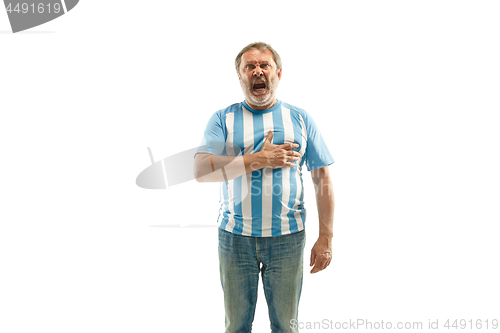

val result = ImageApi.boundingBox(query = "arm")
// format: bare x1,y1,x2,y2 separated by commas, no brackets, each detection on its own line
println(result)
194,152,266,182
309,165,335,274
194,131,301,182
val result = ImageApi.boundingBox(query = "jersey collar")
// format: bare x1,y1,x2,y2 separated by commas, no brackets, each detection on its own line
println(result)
242,100,282,114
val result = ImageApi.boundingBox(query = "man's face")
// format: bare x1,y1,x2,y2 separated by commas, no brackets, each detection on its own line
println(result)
239,49,282,110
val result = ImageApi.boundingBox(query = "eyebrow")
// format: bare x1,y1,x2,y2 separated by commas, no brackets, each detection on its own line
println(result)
244,60,271,65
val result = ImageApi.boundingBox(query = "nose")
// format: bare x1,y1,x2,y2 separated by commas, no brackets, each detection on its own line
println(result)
253,67,264,77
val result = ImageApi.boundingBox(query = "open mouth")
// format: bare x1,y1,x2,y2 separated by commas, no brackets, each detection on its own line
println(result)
252,81,267,92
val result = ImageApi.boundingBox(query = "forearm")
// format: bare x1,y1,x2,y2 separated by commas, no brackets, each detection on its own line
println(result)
314,173,335,238
195,134,300,183
194,152,267,182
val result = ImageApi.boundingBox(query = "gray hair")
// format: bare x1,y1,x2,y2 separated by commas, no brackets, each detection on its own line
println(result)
235,42,282,75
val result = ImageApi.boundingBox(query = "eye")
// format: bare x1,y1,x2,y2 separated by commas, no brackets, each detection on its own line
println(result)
246,64,255,70
261,64,269,68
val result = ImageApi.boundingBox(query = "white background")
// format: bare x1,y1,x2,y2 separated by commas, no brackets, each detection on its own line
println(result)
1,1,499,332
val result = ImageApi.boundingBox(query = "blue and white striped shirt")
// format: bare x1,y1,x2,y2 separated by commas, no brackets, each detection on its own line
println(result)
197,100,334,237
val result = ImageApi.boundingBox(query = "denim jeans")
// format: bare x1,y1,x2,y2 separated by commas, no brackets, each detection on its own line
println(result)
218,228,306,333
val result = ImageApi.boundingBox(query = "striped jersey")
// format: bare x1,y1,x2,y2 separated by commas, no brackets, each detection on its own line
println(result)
196,100,334,237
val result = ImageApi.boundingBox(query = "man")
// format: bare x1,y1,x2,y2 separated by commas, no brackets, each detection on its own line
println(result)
194,42,335,333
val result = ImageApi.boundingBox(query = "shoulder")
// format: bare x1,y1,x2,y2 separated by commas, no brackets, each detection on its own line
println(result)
217,102,243,116
206,102,243,124
281,101,314,124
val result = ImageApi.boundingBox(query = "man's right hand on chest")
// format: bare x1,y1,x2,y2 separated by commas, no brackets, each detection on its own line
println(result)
194,131,300,183
257,130,301,170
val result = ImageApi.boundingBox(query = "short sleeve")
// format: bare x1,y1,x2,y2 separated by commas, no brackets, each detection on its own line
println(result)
302,111,335,171
195,111,227,156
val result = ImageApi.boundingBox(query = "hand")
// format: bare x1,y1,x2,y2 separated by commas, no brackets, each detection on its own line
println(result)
260,131,301,169
310,236,332,274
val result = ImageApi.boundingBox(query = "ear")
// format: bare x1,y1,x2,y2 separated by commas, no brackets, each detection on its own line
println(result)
277,69,282,80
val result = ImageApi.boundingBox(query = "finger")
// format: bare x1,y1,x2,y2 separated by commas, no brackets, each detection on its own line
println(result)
322,256,332,270
279,142,299,150
286,150,301,157
321,259,329,271
310,261,322,274
310,251,315,267
311,259,326,274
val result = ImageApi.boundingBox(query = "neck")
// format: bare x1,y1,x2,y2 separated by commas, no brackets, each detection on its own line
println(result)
245,98,277,111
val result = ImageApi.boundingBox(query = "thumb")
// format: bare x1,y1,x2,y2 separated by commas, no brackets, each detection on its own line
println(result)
264,130,273,144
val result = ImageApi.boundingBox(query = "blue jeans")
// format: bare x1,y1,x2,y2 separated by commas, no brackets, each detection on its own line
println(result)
218,228,306,333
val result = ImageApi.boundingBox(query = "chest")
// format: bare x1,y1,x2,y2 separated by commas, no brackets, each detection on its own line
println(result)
224,109,307,156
